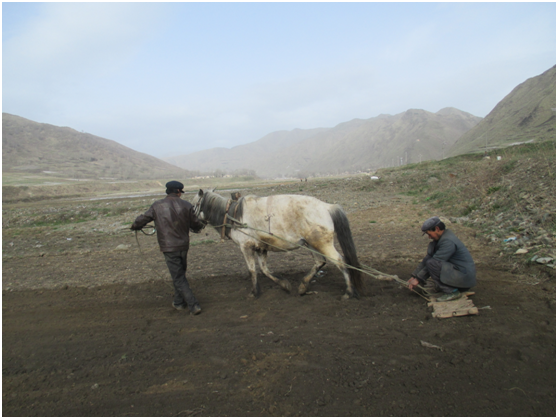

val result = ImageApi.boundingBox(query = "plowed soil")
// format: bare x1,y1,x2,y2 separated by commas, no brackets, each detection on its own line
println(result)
2,183,556,416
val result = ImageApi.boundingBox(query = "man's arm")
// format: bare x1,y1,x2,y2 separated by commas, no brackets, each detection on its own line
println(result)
408,241,438,289
409,262,428,290
188,206,205,233
131,207,154,230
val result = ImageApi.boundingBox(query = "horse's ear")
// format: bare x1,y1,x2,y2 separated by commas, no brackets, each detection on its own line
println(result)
198,189,204,197
210,187,216,193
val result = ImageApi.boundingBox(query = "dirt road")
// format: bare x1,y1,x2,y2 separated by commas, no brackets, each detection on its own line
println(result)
2,182,556,416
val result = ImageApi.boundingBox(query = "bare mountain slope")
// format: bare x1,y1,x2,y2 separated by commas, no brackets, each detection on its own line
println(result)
167,108,481,177
167,108,481,178
164,127,328,174
2,113,190,179
449,65,556,156
266,107,480,177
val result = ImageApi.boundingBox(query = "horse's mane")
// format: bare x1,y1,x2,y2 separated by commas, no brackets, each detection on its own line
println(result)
201,190,244,229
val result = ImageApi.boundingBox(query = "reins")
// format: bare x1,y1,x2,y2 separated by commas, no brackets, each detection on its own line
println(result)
133,224,156,253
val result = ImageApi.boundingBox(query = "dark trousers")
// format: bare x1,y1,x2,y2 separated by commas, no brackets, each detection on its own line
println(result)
163,250,199,310
421,255,456,294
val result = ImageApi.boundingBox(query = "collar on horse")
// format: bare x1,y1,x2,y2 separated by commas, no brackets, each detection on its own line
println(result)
221,197,243,240
221,199,232,240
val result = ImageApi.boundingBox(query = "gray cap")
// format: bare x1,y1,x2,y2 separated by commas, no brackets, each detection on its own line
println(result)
421,216,441,235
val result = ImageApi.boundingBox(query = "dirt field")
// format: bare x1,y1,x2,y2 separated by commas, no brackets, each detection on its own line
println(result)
2,180,556,416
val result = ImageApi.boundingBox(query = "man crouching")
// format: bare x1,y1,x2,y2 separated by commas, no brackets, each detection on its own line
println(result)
408,216,476,302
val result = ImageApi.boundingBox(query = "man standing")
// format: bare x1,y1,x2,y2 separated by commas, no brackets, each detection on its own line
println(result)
131,181,205,315
408,216,476,302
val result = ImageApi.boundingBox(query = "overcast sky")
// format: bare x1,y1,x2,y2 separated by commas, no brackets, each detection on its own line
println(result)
3,2,556,158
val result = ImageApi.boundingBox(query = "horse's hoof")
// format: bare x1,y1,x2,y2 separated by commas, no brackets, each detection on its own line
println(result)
298,284,307,295
342,291,359,300
280,280,292,293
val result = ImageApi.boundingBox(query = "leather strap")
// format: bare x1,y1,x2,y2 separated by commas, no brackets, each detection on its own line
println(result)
221,199,232,240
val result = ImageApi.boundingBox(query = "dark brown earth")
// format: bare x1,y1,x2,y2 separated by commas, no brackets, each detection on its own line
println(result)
2,181,556,416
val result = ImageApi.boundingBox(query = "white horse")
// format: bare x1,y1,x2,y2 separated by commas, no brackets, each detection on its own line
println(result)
192,189,364,299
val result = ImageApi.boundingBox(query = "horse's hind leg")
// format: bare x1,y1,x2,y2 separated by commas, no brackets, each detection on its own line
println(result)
239,245,261,297
298,250,327,295
256,250,291,293
325,248,356,299
300,244,355,298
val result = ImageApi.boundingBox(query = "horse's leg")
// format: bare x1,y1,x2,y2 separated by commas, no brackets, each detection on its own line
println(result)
239,245,261,297
339,262,357,299
256,250,291,293
300,244,356,299
297,248,327,295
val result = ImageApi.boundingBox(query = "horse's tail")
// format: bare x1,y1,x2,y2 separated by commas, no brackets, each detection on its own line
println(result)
329,205,364,296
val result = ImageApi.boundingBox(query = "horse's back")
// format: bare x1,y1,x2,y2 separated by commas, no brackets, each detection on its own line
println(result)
245,194,332,207
245,194,334,219
241,194,336,245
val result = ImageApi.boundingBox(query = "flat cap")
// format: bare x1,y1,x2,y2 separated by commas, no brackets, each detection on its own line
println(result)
165,180,184,192
421,216,441,235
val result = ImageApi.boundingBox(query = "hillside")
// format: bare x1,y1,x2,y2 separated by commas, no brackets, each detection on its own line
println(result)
2,113,190,180
164,127,328,175
449,65,556,156
167,107,481,178
369,139,556,272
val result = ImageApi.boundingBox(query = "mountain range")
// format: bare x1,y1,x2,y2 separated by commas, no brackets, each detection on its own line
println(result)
3,65,555,180
165,66,555,178
165,108,481,178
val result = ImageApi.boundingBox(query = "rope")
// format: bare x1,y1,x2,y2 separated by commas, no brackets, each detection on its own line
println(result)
212,215,432,301
117,224,156,235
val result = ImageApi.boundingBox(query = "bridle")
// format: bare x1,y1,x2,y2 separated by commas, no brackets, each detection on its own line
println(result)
193,192,205,217
194,191,242,239
193,193,209,229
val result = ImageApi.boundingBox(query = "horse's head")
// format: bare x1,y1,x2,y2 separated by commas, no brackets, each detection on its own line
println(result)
191,188,216,221
192,189,206,219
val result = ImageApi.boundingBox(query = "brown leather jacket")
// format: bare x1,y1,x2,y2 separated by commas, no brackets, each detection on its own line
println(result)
131,193,205,253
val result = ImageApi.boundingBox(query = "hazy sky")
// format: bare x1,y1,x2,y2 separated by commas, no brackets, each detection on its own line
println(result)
3,2,556,158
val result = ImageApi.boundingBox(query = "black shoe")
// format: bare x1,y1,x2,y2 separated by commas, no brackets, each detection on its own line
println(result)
172,302,187,310
190,305,202,315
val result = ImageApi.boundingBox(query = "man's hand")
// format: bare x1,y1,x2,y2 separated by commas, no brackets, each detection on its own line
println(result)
408,276,420,290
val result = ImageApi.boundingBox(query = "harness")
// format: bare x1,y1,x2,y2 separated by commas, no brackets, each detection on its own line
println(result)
265,196,274,235
221,198,243,240
194,192,242,240
222,199,232,240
